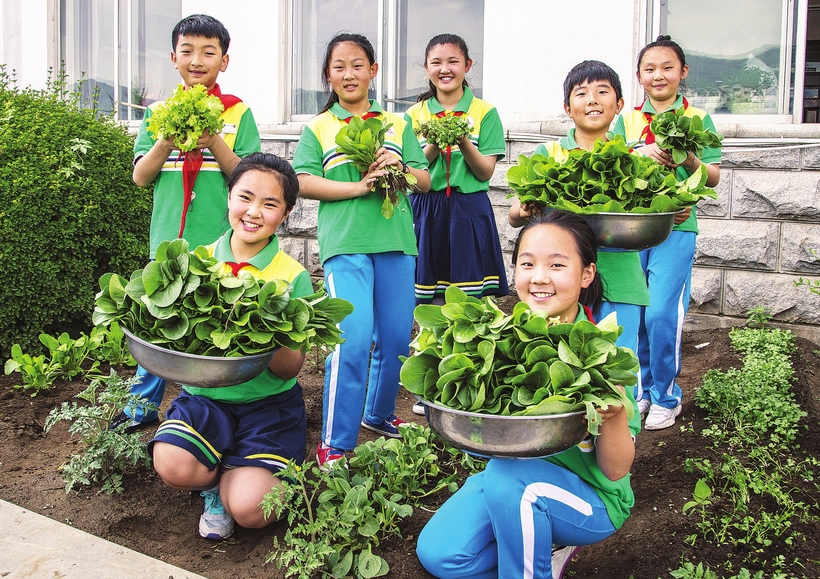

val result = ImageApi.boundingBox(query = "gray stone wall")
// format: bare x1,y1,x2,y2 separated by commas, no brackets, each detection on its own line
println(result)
265,129,820,341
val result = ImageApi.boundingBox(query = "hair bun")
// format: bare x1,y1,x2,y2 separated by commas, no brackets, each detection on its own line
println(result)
656,34,672,42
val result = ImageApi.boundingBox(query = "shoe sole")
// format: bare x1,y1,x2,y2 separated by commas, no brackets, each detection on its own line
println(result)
644,405,682,430
412,404,425,416
360,421,402,438
123,417,160,435
200,530,233,540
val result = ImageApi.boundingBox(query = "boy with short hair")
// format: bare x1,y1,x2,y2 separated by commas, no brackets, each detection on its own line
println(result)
110,13,261,536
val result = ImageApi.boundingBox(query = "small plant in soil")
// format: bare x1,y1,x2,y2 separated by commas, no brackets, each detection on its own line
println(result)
44,370,156,494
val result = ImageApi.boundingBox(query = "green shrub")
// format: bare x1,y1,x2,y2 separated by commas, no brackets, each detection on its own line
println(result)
0,66,150,357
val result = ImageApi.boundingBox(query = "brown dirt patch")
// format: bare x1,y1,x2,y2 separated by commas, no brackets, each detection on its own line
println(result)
1,320,819,579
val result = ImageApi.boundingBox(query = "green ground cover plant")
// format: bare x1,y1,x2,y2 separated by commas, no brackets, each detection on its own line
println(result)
0,66,150,357
675,317,819,577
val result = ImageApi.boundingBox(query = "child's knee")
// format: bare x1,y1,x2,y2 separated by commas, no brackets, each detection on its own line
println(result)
152,442,214,488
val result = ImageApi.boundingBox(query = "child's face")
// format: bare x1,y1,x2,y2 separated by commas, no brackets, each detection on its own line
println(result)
637,46,688,107
564,80,623,136
327,41,378,112
228,169,291,258
424,43,472,99
514,223,595,322
171,34,228,90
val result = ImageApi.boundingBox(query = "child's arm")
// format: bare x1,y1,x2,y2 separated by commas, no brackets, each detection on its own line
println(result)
508,198,545,227
297,170,382,201
133,137,176,187
199,130,242,179
636,145,720,187
593,386,636,481
457,134,497,182
267,347,306,381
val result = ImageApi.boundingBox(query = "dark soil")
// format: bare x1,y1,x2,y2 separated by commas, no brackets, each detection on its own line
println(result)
2,318,819,579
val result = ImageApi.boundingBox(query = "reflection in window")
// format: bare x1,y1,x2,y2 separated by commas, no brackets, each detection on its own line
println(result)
60,0,180,121
654,0,792,115
291,0,379,116
391,0,484,113
291,0,484,117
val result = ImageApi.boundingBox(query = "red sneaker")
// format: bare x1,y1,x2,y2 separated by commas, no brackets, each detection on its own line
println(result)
316,441,346,473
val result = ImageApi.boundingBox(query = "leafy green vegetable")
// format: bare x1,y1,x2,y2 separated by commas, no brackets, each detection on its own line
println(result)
335,115,418,219
400,286,637,435
415,114,471,149
92,239,353,356
651,107,724,165
146,84,224,152
505,136,717,214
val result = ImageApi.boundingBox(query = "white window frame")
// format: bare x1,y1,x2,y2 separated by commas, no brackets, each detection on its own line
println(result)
642,0,807,123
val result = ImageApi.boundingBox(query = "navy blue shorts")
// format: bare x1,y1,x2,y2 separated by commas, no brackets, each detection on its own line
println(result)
149,384,306,473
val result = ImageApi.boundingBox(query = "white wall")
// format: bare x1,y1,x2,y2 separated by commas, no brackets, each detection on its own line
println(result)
483,0,638,127
1,0,50,90
180,1,281,128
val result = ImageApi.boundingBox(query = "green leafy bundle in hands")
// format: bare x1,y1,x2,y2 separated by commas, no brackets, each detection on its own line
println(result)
416,114,471,149
400,286,636,435
650,107,724,164
146,84,224,152
335,115,418,219
92,239,354,356
505,135,717,214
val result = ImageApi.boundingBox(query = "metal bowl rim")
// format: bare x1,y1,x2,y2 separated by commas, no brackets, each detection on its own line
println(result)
582,209,684,217
121,326,276,362
418,397,585,421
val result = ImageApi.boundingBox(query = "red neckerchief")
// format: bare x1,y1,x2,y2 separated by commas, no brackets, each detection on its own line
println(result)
225,261,251,276
178,84,242,238
637,96,689,145
583,304,595,323
435,110,465,197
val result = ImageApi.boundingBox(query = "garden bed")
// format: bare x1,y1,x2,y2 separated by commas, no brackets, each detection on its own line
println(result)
1,324,819,579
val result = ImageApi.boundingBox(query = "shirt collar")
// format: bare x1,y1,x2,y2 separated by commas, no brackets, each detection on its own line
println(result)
559,128,581,151
638,94,685,115
426,86,474,115
212,230,280,269
329,99,383,120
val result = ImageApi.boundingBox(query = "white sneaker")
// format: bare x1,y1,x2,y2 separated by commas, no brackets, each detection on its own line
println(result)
637,398,651,416
412,401,425,415
644,404,682,430
551,545,582,579
199,486,234,540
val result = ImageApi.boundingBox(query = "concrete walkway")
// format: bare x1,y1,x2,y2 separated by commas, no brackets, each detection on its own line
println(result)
0,499,208,579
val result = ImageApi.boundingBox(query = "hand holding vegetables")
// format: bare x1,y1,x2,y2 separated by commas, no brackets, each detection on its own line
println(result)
93,239,353,357
650,106,723,165
335,115,419,219
400,286,636,436
506,135,717,215
146,84,224,152
415,114,471,149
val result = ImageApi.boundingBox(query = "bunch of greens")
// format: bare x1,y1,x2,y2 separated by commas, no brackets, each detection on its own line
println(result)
400,286,637,435
416,114,471,149
146,84,224,152
92,239,353,356
651,107,724,165
505,135,717,214
335,115,418,219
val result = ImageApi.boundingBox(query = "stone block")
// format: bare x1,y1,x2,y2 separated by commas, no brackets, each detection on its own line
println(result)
696,173,730,218
508,141,548,160
278,236,308,268
261,140,287,157
731,170,820,220
724,270,820,325
695,219,778,270
720,147,799,169
801,145,820,169
781,222,820,274
689,267,722,314
490,163,513,189
283,198,319,236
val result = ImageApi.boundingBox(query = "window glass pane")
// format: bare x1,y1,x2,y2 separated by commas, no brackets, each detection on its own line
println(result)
123,0,181,121
61,0,116,113
292,0,379,115
660,0,785,114
392,0,484,113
